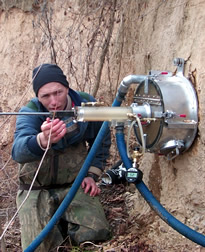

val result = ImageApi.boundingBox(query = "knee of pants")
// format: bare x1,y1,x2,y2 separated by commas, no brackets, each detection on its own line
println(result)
67,223,111,245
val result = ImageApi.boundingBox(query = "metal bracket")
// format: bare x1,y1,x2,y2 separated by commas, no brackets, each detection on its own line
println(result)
173,58,185,75
160,139,185,160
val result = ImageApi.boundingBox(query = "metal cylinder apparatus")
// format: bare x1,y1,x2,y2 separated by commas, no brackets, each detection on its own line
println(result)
76,104,151,122
75,58,198,160
133,58,198,159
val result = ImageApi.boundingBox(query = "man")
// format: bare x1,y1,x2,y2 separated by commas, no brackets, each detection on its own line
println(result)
12,64,111,251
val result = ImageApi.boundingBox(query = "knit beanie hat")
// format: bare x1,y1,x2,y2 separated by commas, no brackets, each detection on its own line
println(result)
32,64,69,96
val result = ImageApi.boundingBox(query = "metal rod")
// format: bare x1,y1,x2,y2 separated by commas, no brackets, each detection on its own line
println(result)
0,110,75,118
0,112,51,116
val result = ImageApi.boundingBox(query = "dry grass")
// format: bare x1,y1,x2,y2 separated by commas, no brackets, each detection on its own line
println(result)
0,145,21,251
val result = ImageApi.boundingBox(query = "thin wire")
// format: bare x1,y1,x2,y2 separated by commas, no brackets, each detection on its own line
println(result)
127,120,136,159
126,116,145,158
136,116,145,154
0,63,52,240
0,120,54,240
0,64,44,186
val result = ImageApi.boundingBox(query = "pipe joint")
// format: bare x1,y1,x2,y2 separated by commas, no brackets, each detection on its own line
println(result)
115,124,125,133
118,75,147,94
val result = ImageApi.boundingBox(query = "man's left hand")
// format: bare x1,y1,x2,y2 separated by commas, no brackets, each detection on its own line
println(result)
81,177,100,197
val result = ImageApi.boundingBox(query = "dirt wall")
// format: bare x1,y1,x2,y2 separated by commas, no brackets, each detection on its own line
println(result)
0,0,205,251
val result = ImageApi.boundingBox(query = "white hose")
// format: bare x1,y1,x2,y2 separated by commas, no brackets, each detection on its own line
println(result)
126,116,146,158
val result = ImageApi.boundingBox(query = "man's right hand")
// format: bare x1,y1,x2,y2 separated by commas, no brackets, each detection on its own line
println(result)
38,118,67,148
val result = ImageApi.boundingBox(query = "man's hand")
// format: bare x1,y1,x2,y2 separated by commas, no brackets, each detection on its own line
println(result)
81,177,101,197
38,118,67,148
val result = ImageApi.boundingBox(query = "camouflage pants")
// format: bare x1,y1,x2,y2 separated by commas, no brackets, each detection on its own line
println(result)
16,186,111,251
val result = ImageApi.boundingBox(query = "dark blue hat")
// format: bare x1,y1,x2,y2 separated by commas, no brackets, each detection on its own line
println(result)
32,64,69,96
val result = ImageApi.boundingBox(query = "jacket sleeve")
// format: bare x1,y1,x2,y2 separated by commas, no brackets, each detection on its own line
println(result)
12,106,45,163
85,121,111,171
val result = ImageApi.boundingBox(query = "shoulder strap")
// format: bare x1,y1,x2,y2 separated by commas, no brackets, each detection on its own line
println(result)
77,91,92,102
26,100,38,111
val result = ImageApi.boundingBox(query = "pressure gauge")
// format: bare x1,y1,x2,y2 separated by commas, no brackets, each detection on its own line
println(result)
125,168,143,184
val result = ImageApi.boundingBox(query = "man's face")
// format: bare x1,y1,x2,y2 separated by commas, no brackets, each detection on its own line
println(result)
38,82,68,111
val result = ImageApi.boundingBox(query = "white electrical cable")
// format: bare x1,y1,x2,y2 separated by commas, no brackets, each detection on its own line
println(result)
126,120,136,158
0,63,50,241
0,118,53,241
126,116,146,158
136,116,146,154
